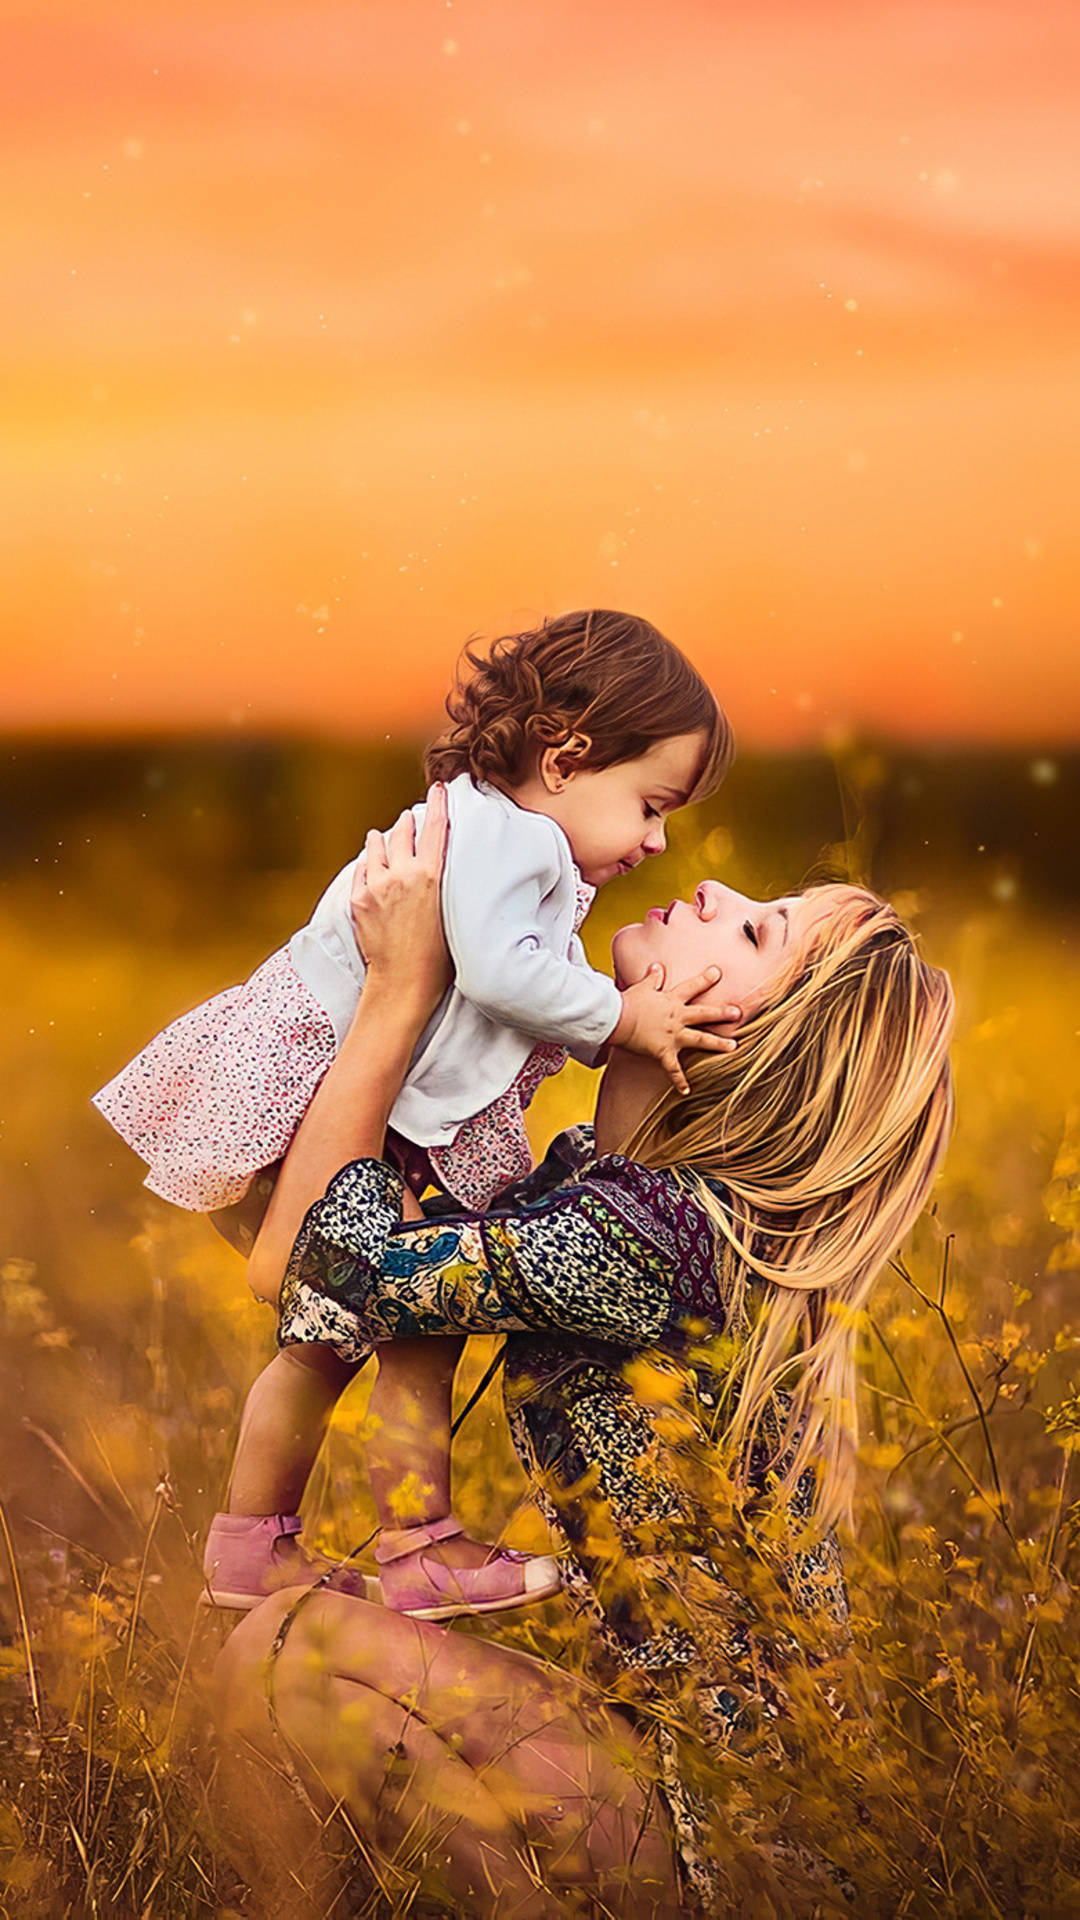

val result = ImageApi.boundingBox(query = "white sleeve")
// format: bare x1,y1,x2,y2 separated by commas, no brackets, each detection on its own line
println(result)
564,931,617,1067
442,809,622,1054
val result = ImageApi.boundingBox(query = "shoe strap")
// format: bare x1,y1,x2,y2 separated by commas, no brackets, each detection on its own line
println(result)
375,1514,464,1565
260,1515,305,1567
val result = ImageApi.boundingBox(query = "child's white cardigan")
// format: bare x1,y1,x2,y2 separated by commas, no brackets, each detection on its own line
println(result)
288,774,623,1150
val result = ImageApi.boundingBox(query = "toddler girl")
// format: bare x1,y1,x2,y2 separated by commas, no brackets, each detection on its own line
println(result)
94,609,736,1615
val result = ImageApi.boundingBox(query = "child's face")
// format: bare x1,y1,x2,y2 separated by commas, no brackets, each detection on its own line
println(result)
551,732,707,888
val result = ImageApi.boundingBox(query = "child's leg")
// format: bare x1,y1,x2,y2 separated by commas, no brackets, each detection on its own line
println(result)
367,1337,492,1572
229,1343,358,1515
204,1343,364,1607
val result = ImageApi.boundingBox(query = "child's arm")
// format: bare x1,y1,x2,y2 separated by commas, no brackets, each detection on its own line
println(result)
444,828,621,1057
443,807,739,1089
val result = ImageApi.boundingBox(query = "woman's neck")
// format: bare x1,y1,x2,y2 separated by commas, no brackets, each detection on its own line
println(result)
592,1047,668,1158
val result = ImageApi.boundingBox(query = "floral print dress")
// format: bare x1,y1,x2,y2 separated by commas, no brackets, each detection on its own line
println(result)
278,1127,851,1912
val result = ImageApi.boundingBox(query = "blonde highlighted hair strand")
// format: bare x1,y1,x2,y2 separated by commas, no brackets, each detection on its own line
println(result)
621,884,956,1531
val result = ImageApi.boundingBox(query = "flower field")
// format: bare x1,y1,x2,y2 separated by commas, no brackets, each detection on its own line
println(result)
1,739,1078,1916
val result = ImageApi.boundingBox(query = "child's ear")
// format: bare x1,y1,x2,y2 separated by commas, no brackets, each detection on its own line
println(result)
539,734,593,793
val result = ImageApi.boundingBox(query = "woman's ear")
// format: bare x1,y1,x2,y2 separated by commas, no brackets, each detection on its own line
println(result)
538,733,593,793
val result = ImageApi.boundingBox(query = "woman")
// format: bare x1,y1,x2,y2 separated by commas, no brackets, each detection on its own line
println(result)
215,787,955,1916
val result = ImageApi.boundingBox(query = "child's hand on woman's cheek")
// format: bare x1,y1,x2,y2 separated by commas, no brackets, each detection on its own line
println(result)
612,965,742,1096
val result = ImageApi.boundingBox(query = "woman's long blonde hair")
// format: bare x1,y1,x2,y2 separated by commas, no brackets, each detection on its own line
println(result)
622,884,955,1531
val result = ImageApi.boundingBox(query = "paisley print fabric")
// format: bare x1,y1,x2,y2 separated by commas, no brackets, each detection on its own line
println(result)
502,1333,850,1910
277,1137,721,1358
277,1127,851,1912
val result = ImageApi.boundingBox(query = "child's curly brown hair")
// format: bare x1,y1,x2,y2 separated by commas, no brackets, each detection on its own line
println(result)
423,609,733,801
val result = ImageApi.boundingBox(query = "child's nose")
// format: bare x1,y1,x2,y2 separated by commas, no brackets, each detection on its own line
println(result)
642,820,666,855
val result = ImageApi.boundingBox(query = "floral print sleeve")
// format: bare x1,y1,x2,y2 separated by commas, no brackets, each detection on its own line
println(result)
277,1148,724,1353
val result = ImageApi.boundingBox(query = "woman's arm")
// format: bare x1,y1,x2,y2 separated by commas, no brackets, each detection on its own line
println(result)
279,1149,719,1349
248,790,450,1303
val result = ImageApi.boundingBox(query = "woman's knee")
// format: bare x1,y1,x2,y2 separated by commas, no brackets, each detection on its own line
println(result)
212,1596,677,1914
212,1599,358,1917
215,1590,399,1719
213,1597,291,1745
213,1590,381,1758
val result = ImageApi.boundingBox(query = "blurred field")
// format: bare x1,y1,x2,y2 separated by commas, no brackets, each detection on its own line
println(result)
1,737,1079,1915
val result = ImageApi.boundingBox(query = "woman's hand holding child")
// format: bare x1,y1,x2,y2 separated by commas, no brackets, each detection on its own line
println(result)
349,782,452,1031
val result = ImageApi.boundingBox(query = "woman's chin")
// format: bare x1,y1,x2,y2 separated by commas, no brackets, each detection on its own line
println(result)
611,923,649,990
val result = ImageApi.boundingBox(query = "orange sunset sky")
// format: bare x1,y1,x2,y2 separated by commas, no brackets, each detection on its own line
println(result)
4,0,1078,745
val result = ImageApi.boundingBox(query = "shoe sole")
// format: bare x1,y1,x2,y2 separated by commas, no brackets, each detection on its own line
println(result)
390,1574,564,1623
199,1572,382,1612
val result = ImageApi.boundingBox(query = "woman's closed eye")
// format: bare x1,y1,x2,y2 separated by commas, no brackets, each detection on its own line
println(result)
743,919,759,948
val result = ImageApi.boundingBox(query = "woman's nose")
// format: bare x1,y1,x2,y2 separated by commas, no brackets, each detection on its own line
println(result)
696,880,752,920
642,819,667,856
698,880,755,909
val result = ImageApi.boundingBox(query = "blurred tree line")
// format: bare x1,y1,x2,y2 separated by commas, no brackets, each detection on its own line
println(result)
1,737,1075,947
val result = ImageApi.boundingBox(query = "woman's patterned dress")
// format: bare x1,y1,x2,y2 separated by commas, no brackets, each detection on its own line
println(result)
278,1128,851,1912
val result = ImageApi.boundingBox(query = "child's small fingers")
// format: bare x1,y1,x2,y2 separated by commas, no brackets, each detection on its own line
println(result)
683,1001,738,1028
674,965,722,1002
683,1031,738,1054
662,1049,691,1096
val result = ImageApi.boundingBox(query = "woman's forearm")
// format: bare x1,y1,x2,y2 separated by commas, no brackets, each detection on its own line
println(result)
248,976,421,1301
283,1159,677,1350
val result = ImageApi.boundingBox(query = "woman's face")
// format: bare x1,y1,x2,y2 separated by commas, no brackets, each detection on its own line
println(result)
612,880,811,1012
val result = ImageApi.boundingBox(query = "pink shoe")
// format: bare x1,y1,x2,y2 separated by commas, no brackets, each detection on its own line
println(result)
375,1514,562,1622
201,1511,379,1612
